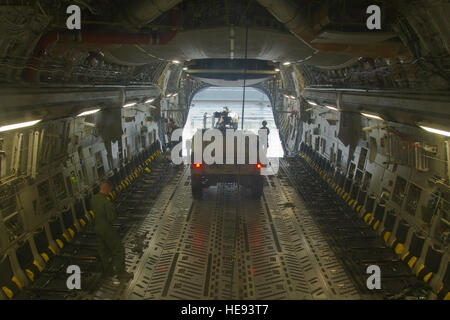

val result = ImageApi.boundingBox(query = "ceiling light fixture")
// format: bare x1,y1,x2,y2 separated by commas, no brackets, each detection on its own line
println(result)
172,60,180,64
325,105,339,111
77,109,101,117
282,61,291,66
274,68,280,72
306,100,318,106
0,120,42,132
290,96,296,100
182,67,188,71
144,98,155,104
361,112,383,120
420,126,450,137
123,102,137,108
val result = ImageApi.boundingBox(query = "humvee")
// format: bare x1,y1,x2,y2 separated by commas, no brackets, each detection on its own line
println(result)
190,126,267,200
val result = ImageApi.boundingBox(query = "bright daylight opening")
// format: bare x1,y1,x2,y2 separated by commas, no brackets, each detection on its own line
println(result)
182,87,284,159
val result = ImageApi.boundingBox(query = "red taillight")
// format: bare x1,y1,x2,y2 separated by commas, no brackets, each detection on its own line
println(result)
194,163,202,168
256,163,262,169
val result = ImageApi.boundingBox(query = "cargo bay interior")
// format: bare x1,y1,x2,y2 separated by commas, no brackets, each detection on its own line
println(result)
0,0,449,300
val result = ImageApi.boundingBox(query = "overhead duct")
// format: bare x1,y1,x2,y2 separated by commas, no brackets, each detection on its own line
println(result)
22,30,177,82
106,4,182,65
77,31,175,45
256,0,410,58
21,3,183,78
125,0,183,26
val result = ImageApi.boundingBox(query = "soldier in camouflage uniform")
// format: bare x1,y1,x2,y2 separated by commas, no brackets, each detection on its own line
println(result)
91,180,133,284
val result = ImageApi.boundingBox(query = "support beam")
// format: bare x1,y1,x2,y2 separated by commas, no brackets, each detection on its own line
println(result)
0,85,160,125
302,87,450,128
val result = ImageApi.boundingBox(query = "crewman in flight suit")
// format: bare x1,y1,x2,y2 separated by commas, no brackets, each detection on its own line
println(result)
91,180,133,285
260,120,270,148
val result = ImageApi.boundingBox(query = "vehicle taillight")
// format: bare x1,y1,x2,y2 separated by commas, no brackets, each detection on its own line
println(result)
256,163,262,169
194,163,202,168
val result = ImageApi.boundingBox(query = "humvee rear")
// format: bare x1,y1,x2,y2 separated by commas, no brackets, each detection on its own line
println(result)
190,128,267,199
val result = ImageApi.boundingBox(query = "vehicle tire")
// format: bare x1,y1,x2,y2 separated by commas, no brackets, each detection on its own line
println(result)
251,176,263,199
191,176,203,199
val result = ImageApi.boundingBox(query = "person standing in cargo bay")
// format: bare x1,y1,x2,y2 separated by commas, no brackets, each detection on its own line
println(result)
91,180,133,284
260,120,270,148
